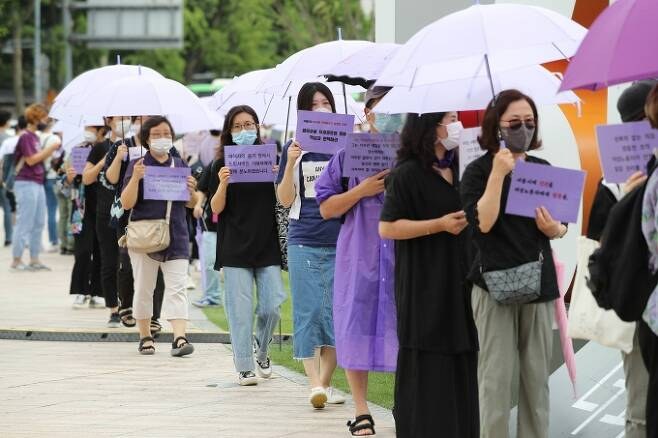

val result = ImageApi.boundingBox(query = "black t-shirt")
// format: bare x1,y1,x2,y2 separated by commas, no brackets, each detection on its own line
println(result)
460,152,560,303
381,158,479,353
587,180,619,241
196,162,217,231
210,158,281,269
87,139,115,218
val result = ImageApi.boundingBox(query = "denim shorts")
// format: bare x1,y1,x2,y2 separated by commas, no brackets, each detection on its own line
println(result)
288,244,337,359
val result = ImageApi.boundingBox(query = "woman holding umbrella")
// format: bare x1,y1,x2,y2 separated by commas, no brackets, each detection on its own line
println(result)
120,116,198,356
460,89,565,438
379,111,478,437
276,82,344,409
210,105,286,386
314,86,400,436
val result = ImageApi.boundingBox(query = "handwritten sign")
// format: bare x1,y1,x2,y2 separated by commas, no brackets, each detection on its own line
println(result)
295,110,354,154
70,147,91,175
595,121,658,183
343,133,400,178
224,144,277,183
129,146,147,161
459,127,485,177
505,161,586,223
143,166,191,201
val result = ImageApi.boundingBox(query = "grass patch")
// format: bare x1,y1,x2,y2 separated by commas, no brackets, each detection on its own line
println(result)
202,271,395,410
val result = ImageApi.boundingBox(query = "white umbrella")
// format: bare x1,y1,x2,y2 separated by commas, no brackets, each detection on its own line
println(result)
52,117,106,153
50,65,163,125
374,65,581,114
376,4,586,90
82,75,218,133
211,69,272,111
258,40,373,114
323,43,401,88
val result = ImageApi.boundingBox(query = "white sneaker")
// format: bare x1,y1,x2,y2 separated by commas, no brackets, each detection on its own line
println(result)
325,386,346,404
238,371,258,386
255,356,272,379
89,296,105,308
309,386,327,409
72,295,88,309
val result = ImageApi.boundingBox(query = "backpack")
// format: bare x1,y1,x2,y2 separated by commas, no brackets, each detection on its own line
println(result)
587,160,658,322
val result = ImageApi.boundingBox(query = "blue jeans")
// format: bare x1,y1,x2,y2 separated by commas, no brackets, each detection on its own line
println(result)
223,265,287,372
44,178,58,245
0,186,13,243
288,244,336,359
12,181,46,260
201,231,223,303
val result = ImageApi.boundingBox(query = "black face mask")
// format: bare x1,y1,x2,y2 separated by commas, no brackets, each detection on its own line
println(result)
37,123,47,131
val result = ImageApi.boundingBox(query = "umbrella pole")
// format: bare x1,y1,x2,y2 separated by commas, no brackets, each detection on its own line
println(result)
342,83,348,114
284,96,292,141
483,54,496,101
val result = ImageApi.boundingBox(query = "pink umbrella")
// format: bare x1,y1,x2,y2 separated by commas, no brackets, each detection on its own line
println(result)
560,0,658,91
554,252,577,397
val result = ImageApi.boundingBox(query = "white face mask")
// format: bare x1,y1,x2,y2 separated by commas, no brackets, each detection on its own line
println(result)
115,119,132,136
313,107,332,113
83,131,97,143
149,138,172,155
439,121,464,151
129,124,141,138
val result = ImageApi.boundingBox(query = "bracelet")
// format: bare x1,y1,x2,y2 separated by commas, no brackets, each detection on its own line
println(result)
553,225,567,239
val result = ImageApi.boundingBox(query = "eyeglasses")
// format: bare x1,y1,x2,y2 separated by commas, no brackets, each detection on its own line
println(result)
231,121,258,131
501,118,535,131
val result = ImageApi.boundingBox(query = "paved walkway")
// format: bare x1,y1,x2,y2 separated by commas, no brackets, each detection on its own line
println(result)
0,245,396,437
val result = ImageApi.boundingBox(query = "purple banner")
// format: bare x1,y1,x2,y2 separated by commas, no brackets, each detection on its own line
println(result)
70,147,91,175
143,166,191,201
505,161,586,224
596,121,658,183
224,144,277,183
343,133,400,178
295,110,354,154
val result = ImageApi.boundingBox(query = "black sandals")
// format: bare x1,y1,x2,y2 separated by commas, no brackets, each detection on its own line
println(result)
171,336,194,357
119,308,136,327
150,319,162,337
347,414,376,437
138,336,155,355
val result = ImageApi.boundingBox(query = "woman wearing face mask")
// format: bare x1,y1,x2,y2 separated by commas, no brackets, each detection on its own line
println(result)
105,115,170,331
314,86,400,437
11,104,61,271
460,89,565,438
83,116,133,322
121,116,198,356
67,126,106,309
276,83,345,408
379,111,478,437
210,105,286,386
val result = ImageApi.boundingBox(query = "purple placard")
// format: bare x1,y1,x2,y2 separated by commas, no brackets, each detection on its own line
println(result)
70,147,91,175
596,121,658,183
143,166,191,201
295,110,354,154
343,133,400,178
505,161,586,224
224,144,277,183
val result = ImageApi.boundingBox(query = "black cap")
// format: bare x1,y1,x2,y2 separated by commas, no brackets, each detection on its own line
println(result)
617,80,658,122
365,86,392,108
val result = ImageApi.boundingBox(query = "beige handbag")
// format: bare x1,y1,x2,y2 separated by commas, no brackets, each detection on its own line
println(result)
118,160,173,253
567,236,636,353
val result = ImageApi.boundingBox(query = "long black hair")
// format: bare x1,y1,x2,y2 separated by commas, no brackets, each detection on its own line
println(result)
398,112,447,169
297,82,336,113
220,105,263,147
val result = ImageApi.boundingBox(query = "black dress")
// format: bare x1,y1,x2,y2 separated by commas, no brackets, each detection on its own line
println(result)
380,158,479,438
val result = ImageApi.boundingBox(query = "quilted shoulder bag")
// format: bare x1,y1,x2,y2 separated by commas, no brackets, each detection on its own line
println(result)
481,250,543,305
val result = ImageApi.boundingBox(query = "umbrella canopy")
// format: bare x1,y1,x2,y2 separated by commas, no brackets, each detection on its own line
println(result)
50,65,163,125
374,65,580,114
257,40,374,93
323,43,401,88
82,75,218,132
376,4,586,88
560,0,658,91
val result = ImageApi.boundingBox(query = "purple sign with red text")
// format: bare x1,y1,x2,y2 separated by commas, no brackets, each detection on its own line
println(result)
143,166,191,201
295,110,354,154
224,144,277,183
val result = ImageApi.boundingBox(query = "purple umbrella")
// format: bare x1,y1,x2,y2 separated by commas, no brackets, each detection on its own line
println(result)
560,0,658,91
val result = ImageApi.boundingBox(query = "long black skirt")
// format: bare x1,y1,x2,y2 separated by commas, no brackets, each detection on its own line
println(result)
394,348,479,438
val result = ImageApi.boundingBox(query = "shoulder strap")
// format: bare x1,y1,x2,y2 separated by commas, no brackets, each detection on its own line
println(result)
15,157,25,175
164,157,176,224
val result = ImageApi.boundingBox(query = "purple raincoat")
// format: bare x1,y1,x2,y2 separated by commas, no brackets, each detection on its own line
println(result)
315,149,398,372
